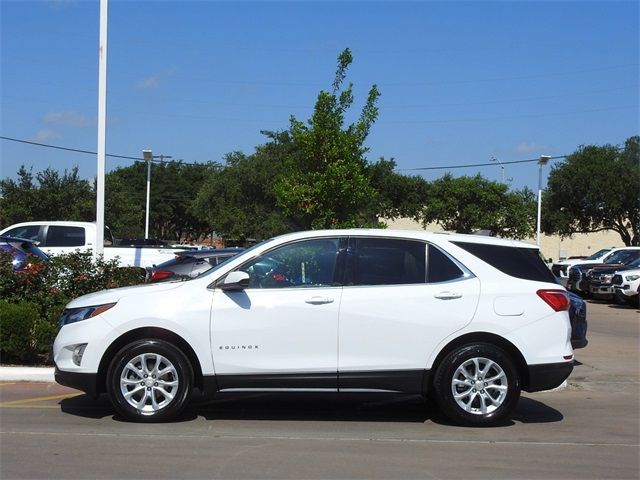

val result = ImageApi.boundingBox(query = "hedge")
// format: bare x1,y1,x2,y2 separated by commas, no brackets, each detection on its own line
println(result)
0,250,145,364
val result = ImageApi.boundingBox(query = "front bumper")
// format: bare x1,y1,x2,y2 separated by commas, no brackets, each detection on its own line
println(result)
55,367,99,398
525,361,573,392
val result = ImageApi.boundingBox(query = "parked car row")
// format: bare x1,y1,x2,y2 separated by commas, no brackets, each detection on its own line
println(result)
564,247,640,307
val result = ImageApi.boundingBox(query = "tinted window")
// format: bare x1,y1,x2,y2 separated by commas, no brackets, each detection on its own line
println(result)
3,225,40,241
586,248,611,260
605,250,640,265
453,242,556,283
240,238,341,289
350,238,426,286
45,226,85,247
427,244,466,283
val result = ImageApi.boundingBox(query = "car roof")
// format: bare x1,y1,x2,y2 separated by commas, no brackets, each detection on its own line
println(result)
269,229,540,249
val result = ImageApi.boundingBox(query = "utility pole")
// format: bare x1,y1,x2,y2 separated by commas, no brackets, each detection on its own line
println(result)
537,155,551,246
95,0,108,258
142,150,173,239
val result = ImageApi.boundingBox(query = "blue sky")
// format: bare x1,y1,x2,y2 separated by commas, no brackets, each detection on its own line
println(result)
1,0,638,192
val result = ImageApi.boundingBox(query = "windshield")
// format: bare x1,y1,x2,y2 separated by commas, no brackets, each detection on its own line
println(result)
605,250,640,265
193,239,271,280
586,248,612,260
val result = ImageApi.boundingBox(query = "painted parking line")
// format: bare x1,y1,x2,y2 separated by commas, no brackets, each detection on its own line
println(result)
0,393,80,407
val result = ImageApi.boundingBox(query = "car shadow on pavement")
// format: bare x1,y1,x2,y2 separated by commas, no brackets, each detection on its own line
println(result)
59,391,563,426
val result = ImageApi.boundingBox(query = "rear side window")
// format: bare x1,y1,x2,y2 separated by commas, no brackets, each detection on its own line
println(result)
453,242,557,283
349,238,426,285
44,226,86,247
427,244,466,283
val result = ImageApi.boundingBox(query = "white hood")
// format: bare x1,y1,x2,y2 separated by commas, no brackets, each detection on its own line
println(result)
66,281,186,308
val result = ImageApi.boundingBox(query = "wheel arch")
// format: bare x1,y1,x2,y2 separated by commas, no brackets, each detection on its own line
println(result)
427,332,530,394
96,327,204,395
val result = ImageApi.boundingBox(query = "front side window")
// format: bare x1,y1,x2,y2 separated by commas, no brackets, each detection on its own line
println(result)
3,225,40,241
239,238,342,289
348,238,426,286
44,226,85,247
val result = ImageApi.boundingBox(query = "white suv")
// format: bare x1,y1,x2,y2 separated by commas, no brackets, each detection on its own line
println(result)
53,230,573,427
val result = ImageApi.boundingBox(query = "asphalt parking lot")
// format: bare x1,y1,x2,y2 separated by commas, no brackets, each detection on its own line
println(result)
1,300,638,479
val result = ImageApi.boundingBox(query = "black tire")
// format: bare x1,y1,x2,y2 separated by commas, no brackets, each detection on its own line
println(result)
433,343,520,427
107,339,193,422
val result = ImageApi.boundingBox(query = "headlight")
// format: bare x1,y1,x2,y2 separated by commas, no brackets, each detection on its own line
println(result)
625,274,640,282
59,303,116,327
602,274,613,282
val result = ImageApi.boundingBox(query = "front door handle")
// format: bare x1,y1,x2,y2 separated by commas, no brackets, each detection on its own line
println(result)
434,291,463,300
305,296,334,305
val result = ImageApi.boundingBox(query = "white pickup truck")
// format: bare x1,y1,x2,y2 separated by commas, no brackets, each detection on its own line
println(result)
0,221,186,268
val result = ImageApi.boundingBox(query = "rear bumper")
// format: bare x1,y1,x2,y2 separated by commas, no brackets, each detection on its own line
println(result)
525,362,573,392
55,367,99,398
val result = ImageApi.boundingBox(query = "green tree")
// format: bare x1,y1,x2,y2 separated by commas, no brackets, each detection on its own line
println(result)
365,158,430,223
275,48,382,229
420,173,536,239
106,161,214,241
0,166,94,228
542,136,640,245
193,131,293,243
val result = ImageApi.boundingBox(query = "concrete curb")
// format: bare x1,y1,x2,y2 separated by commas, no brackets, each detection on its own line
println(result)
0,366,55,383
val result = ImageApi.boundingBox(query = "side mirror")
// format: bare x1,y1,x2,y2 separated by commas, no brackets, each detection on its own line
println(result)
218,271,250,291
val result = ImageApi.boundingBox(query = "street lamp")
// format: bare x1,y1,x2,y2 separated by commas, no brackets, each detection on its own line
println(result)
536,155,551,246
490,156,505,184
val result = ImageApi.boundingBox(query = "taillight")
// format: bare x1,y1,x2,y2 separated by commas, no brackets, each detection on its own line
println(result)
536,289,570,312
150,269,174,282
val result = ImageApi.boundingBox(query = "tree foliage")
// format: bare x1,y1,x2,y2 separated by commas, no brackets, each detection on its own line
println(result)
542,136,640,245
192,131,293,243
419,173,536,239
0,165,94,228
105,161,214,240
274,48,382,229
366,158,430,223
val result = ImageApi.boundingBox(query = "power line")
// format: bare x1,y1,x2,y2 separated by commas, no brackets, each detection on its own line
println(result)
399,155,568,172
0,135,213,166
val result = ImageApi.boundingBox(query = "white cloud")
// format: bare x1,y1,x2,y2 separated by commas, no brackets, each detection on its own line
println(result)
32,128,60,142
137,75,160,90
512,142,550,154
44,111,93,127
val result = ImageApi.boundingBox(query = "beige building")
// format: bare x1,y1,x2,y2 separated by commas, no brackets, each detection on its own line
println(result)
383,217,622,262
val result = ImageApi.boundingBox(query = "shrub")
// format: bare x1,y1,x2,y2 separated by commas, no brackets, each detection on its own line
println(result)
0,301,40,363
0,250,146,364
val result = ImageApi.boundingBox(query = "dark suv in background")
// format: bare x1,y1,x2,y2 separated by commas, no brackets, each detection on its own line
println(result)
147,247,244,282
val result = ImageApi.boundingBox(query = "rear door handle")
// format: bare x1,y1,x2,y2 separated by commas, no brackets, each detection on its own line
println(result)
434,291,462,300
305,296,334,305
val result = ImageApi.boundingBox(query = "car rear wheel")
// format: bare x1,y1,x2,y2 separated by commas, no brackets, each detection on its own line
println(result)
107,339,193,422
433,343,520,427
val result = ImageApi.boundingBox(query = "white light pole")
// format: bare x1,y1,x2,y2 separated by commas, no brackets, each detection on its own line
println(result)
95,0,109,258
537,155,551,246
142,149,153,239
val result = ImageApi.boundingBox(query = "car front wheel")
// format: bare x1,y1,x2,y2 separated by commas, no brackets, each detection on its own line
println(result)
433,343,520,427
107,339,193,422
